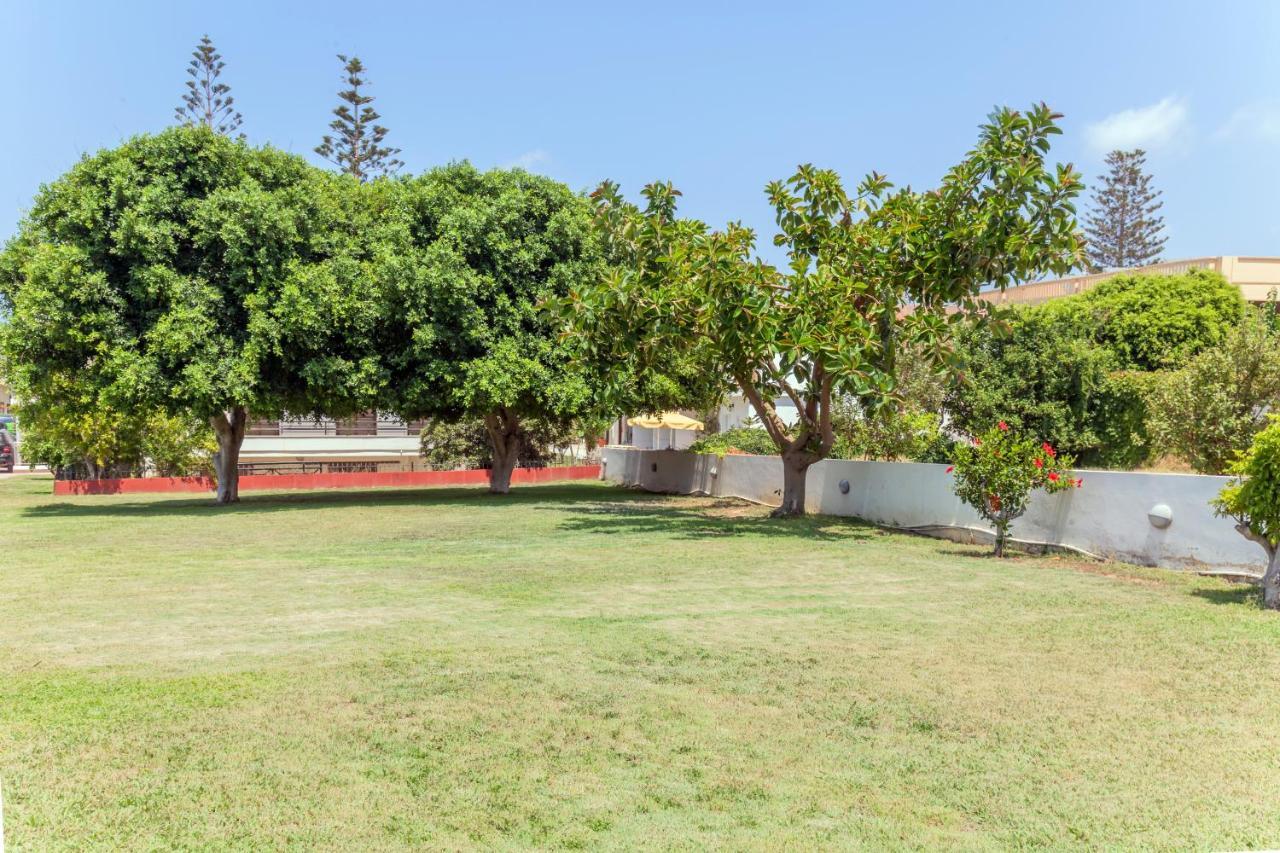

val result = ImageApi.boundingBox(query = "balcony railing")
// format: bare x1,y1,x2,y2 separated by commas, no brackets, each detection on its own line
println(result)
983,258,1224,307
246,412,428,438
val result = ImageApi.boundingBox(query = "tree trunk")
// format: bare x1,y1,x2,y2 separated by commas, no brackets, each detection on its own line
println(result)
993,521,1008,558
772,450,813,517
483,409,521,495
210,406,247,505
1263,548,1280,611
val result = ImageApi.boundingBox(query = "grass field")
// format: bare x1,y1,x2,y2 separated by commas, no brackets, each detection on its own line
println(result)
2,474,1279,850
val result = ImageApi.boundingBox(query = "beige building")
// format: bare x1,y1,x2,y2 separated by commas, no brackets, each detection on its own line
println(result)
980,256,1280,308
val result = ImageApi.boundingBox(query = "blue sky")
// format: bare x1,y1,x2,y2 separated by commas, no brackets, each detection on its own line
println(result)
6,1,1279,265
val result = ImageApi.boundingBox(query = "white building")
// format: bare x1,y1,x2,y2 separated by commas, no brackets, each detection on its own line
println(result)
240,413,425,473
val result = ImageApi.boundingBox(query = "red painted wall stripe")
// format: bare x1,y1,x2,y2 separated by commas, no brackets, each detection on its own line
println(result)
51,465,602,496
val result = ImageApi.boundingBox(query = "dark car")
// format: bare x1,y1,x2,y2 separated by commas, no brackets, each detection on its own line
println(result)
0,418,14,473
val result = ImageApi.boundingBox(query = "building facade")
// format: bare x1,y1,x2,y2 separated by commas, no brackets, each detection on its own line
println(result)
980,256,1280,308
241,413,426,472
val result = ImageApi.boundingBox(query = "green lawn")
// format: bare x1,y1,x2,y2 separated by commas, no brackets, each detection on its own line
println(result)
2,475,1278,850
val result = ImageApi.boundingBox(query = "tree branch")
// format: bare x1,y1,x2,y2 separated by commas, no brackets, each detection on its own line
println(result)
737,373,791,452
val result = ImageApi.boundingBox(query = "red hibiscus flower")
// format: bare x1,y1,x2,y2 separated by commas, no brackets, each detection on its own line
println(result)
945,466,954,473
1048,472,1059,482
1075,478,1083,488
1041,442,1056,457
998,420,1009,431
1033,458,1043,468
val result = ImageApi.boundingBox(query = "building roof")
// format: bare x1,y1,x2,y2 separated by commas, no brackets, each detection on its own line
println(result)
980,256,1280,308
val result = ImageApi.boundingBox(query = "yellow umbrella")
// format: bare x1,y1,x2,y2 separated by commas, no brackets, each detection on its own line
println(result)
628,411,705,430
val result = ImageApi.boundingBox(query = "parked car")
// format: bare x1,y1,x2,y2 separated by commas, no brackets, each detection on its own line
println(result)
0,441,13,474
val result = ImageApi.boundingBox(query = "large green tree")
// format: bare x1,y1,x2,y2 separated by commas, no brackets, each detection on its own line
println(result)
568,105,1082,515
0,127,378,502
1083,149,1166,271
174,34,243,136
379,163,601,493
315,55,403,181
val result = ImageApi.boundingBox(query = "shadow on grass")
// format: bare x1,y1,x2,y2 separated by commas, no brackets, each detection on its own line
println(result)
21,482,624,520
22,480,877,542
1191,585,1263,607
553,494,878,542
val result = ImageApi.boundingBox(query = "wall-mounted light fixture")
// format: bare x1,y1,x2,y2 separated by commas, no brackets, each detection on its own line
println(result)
1147,503,1173,529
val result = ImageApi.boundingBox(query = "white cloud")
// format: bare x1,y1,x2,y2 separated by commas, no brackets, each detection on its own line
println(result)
1085,96,1190,153
505,149,550,171
1215,101,1280,143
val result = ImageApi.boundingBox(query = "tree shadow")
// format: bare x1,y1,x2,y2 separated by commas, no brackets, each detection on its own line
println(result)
1190,585,1263,607
23,481,877,542
20,482,624,520
553,494,877,542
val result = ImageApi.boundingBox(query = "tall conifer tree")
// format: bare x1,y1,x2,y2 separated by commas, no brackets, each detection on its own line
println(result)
315,55,403,181
1083,149,1167,271
175,35,243,136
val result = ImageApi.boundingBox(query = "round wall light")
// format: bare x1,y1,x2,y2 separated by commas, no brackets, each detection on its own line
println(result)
1147,503,1173,529
838,479,850,495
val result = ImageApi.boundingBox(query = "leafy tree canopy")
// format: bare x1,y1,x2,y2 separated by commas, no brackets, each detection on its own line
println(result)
1083,149,1166,271
1214,414,1280,608
1147,308,1280,474
175,34,243,136
0,127,377,501
379,163,602,492
568,104,1083,515
315,55,403,181
1038,267,1243,371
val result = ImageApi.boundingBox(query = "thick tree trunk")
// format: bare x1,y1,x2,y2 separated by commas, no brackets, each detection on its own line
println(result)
993,523,1008,558
1263,549,1280,611
1235,524,1280,610
210,406,247,505
736,367,834,519
483,409,521,495
772,451,813,517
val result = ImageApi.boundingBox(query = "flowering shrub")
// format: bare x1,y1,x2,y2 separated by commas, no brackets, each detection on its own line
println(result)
948,422,1080,557
1212,414,1280,609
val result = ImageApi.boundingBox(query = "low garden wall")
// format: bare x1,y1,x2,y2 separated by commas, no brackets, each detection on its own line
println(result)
53,464,602,496
601,447,1266,574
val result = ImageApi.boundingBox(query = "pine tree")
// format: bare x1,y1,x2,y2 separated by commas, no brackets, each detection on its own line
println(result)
174,35,243,136
315,55,403,181
1083,149,1167,271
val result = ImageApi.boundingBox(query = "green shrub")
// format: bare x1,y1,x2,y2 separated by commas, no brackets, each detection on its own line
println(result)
948,423,1079,557
945,311,1120,465
1145,309,1280,474
688,427,777,457
830,407,953,462
1091,371,1156,470
1039,267,1244,371
16,395,213,479
946,268,1245,470
1213,415,1280,608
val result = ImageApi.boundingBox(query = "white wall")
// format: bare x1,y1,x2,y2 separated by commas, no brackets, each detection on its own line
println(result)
630,425,697,451
241,435,421,460
600,448,1268,574
717,394,799,431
